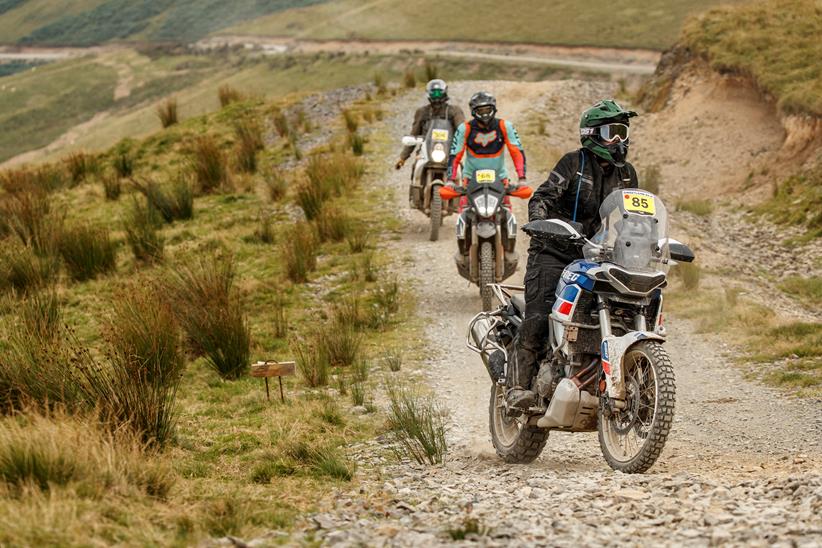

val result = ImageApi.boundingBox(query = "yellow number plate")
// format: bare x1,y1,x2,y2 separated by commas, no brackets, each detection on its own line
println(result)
623,191,656,215
475,169,496,183
431,129,449,141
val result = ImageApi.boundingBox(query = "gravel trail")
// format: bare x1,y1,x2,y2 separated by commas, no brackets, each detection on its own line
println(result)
294,81,822,547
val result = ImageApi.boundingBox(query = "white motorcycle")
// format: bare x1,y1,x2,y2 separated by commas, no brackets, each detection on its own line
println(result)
467,189,695,473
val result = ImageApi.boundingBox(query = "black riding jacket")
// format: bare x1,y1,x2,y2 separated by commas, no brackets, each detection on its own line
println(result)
399,103,466,161
528,148,638,256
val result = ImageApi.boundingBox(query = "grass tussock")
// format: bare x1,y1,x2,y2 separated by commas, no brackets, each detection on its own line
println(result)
133,177,194,223
255,214,275,244
349,132,365,156
280,222,317,283
0,165,66,194
79,285,185,446
347,226,369,253
265,172,288,202
315,206,350,243
57,223,118,282
101,172,122,201
156,98,179,128
297,152,364,219
113,149,134,178
64,152,98,186
272,108,291,139
0,413,174,498
323,309,363,368
190,136,230,194
123,197,164,264
342,109,358,133
0,302,83,413
162,253,250,380
676,198,714,217
218,85,243,108
235,118,265,173
0,187,61,254
0,242,58,295
293,337,329,388
273,293,288,339
682,0,822,116
385,382,448,465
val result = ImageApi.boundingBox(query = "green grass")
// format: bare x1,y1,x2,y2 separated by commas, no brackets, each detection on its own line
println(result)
0,57,116,162
0,84,420,543
755,163,822,240
5,48,601,166
666,283,822,396
676,198,714,217
2,0,327,46
682,0,822,116
779,276,822,309
228,0,742,50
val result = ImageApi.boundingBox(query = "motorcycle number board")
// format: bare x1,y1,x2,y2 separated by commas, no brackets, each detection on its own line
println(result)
622,191,656,215
431,129,449,141
475,170,496,184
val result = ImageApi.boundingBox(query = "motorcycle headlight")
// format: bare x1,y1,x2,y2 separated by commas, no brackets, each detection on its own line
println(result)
472,195,499,218
431,144,446,163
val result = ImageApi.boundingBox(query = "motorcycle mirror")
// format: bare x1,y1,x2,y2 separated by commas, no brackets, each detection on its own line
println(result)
439,185,462,201
401,136,423,147
666,239,696,263
509,186,533,199
522,219,583,240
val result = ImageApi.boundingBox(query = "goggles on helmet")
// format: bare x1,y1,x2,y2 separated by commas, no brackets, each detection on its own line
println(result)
429,89,446,99
597,123,629,144
474,105,495,116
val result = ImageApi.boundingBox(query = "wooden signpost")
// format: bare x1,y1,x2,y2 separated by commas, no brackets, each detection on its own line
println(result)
250,360,295,402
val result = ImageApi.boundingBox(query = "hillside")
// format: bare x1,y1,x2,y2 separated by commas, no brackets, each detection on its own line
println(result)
0,48,612,166
226,0,748,51
0,0,327,45
1,0,747,49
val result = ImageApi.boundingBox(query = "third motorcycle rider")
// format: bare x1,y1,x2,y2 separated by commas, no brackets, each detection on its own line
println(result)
508,99,639,411
395,79,465,170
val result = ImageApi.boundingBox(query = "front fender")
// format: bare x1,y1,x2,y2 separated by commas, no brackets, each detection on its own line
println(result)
602,331,665,400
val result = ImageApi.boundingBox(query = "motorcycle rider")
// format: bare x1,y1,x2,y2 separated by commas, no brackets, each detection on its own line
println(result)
446,91,527,207
507,99,639,411
395,79,465,170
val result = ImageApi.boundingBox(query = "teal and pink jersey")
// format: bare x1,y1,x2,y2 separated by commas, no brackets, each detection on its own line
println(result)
447,118,526,182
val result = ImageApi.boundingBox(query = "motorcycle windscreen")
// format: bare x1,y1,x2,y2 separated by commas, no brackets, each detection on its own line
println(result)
425,118,453,164
584,189,670,274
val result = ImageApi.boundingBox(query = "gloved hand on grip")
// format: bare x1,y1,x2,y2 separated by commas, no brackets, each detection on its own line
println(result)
394,159,405,170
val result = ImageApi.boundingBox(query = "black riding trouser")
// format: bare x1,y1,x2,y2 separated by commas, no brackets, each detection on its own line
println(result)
511,252,568,390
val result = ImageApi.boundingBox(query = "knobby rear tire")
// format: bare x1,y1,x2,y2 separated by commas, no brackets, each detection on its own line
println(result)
489,384,549,464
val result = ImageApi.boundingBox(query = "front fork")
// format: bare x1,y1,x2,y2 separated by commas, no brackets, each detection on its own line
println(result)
598,296,626,404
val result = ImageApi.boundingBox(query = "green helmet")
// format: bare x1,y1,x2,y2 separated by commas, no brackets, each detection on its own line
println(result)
579,99,637,167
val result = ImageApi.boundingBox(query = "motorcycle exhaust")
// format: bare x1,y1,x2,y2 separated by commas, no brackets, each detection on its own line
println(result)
537,379,598,430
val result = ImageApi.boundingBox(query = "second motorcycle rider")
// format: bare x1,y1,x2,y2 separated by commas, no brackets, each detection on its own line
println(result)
446,91,527,202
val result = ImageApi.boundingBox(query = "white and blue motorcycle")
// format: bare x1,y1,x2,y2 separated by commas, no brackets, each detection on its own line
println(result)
467,189,695,473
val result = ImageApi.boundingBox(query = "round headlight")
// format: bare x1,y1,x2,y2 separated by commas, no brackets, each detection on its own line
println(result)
431,144,446,163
